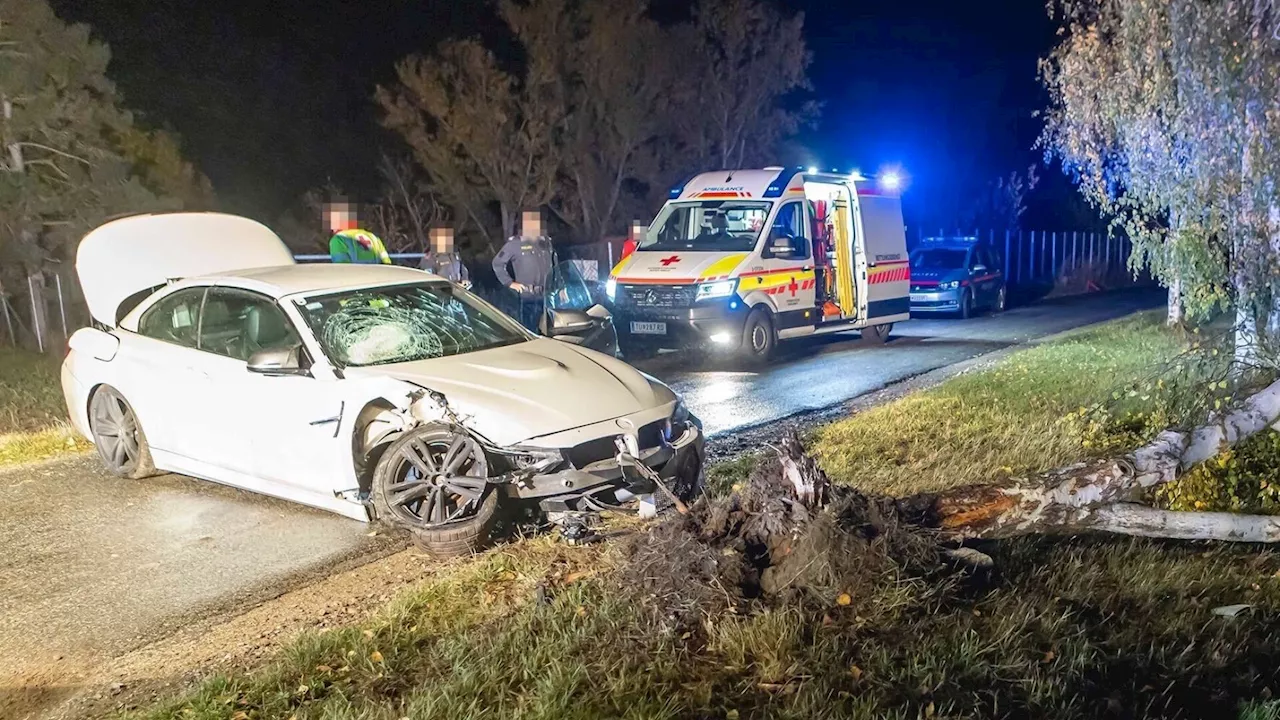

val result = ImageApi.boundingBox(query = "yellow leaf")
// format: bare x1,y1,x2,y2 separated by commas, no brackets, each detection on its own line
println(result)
727,711,740,720
1042,650,1056,663
836,592,852,606
362,629,374,639
370,650,384,663
850,664,863,681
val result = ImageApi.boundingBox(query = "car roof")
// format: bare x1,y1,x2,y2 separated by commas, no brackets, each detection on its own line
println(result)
195,263,436,298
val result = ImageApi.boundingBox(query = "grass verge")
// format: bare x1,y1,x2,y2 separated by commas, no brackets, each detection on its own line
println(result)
813,311,1197,496
121,311,1280,719
0,347,87,466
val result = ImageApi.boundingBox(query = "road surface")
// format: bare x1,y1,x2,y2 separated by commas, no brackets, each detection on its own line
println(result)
655,288,1164,436
0,288,1163,717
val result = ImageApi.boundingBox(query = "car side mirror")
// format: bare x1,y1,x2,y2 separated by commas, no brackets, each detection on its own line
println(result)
247,344,307,376
547,309,597,337
767,236,796,259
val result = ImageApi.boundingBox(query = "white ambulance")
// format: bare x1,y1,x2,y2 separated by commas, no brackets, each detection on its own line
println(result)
606,167,910,362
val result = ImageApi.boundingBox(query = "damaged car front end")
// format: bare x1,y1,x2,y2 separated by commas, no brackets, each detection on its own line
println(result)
366,387,704,556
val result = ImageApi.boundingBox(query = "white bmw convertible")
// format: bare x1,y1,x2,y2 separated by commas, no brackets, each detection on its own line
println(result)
63,212,703,556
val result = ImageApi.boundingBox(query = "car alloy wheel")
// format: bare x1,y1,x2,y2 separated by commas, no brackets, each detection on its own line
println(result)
88,386,154,479
380,428,490,529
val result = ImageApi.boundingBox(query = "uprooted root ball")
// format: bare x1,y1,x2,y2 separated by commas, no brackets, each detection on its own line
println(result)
617,436,951,633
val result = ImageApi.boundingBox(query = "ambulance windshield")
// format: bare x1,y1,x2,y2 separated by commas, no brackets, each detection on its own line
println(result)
641,200,770,252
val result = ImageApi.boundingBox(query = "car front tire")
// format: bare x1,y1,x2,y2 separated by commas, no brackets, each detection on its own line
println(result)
739,307,777,365
370,425,502,559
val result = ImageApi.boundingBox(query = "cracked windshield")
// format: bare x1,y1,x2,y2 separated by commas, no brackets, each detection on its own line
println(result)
298,283,528,367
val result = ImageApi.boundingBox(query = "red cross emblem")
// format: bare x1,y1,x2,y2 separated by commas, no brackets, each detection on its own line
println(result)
659,255,681,266
788,277,799,296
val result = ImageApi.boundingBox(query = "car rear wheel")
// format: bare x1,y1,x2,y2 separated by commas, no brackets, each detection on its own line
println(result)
371,425,502,559
738,307,776,364
88,385,156,479
861,323,892,345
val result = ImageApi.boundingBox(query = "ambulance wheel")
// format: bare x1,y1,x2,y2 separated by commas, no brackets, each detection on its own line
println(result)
739,308,776,364
959,289,975,319
862,323,892,345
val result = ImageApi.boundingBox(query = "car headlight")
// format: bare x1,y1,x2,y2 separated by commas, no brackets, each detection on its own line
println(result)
606,277,618,302
940,280,960,290
696,279,737,301
505,447,564,473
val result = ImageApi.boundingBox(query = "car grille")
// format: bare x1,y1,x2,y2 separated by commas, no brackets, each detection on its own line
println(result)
911,283,940,292
621,284,696,308
565,420,666,469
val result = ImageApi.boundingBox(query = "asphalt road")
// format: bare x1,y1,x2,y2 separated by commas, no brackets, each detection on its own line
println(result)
651,288,1166,436
0,288,1163,716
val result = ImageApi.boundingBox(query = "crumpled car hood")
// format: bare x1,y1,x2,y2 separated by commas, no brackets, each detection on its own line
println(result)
354,338,674,446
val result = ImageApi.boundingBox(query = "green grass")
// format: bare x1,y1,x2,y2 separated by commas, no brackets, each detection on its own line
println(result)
123,536,1280,720
813,312,1191,495
121,312,1280,719
0,347,87,466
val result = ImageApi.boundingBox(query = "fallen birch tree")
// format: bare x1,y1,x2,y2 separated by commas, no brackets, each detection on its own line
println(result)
777,379,1280,544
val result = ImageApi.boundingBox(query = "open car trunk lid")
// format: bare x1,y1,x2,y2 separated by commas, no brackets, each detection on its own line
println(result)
77,212,296,326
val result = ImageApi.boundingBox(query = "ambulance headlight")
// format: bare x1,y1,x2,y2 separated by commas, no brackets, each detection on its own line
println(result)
696,279,738,301
606,277,618,301
940,280,960,290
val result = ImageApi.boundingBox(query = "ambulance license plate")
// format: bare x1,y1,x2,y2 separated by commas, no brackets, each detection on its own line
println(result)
631,321,667,335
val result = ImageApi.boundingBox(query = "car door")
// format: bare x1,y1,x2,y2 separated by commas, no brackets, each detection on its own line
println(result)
973,247,999,306
123,286,212,461
757,200,817,318
188,287,354,500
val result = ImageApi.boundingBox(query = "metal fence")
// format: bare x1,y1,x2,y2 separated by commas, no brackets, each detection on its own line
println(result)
908,228,1135,288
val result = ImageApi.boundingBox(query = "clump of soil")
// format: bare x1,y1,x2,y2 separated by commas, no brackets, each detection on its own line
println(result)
618,432,948,631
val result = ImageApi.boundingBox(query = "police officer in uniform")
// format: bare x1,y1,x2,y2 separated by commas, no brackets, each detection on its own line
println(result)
492,209,555,332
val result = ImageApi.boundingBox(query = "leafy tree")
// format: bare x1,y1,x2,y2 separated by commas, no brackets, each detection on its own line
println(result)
0,0,208,288
1040,0,1280,345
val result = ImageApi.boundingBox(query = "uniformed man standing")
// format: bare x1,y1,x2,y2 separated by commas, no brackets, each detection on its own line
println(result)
492,209,555,332
419,226,471,288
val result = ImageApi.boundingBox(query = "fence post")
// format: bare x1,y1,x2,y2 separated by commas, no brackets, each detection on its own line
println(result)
1003,229,1011,279
1105,233,1111,278
55,272,67,338
1,297,13,346
28,274,43,353
1024,233,1034,283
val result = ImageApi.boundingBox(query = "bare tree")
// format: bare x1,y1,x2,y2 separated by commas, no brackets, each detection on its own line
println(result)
678,0,817,170
506,0,678,243
377,38,561,250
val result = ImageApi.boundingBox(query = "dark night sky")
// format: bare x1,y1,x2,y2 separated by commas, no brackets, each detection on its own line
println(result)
50,0,1088,230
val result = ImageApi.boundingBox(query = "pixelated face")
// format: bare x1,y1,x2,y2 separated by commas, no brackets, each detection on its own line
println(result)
522,210,543,238
630,221,646,240
432,228,454,253
324,202,357,232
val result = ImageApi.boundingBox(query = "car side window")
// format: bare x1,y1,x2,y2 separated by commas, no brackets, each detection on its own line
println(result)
199,288,301,362
137,287,206,348
768,201,811,260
